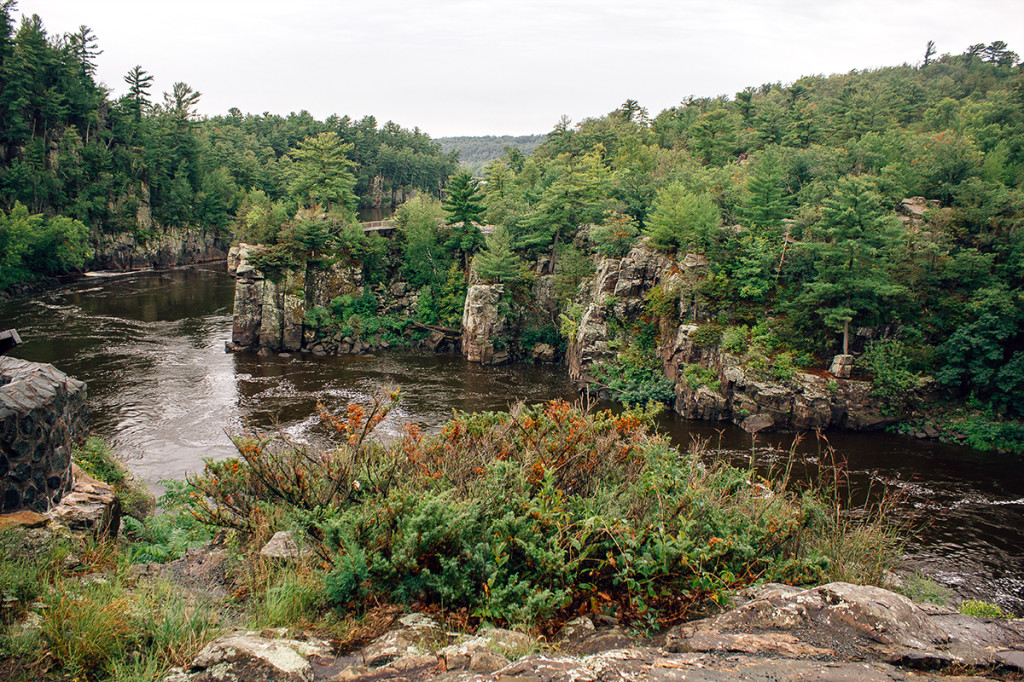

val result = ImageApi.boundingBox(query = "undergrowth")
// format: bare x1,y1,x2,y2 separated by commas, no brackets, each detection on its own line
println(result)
184,387,904,632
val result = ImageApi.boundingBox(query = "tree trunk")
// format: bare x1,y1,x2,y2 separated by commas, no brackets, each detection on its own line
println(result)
843,319,850,355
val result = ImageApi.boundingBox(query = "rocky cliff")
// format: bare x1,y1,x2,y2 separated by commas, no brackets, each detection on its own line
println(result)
226,244,363,353
568,240,895,433
461,284,510,365
91,227,227,272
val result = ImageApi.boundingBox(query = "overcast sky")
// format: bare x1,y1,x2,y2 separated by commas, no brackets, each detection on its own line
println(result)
18,0,1024,137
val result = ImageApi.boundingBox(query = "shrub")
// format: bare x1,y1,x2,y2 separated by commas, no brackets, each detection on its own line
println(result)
863,339,919,415
958,599,1007,618
186,391,902,629
721,325,749,354
690,324,723,348
591,212,639,257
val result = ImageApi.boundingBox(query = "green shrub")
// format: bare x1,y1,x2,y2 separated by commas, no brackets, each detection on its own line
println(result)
74,437,126,486
863,339,919,415
958,599,1007,618
900,572,952,606
691,324,723,348
185,392,902,628
721,325,749,354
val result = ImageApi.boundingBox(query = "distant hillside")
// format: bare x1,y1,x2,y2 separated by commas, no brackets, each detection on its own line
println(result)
437,135,546,177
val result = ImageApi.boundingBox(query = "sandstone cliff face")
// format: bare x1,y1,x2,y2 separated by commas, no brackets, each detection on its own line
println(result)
227,244,362,352
567,239,894,432
92,227,227,272
461,284,510,366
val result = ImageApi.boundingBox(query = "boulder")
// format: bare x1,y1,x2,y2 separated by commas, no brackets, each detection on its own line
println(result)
830,354,854,378
361,613,444,668
45,464,120,537
178,633,332,682
259,531,309,561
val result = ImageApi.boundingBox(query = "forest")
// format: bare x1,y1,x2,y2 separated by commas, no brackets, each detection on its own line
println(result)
436,134,546,176
0,1,1022,425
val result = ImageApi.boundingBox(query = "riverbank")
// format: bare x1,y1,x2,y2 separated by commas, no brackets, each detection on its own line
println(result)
1,411,1022,681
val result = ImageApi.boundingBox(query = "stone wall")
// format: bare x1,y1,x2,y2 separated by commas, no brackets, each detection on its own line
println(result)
0,357,87,512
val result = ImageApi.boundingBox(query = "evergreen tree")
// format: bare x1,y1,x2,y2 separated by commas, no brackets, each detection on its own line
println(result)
442,170,485,268
792,175,909,354
473,226,525,283
287,132,358,213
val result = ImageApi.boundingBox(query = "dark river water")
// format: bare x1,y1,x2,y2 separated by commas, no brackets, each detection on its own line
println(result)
2,263,1022,614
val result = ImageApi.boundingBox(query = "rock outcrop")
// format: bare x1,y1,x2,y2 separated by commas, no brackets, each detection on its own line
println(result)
92,226,227,272
162,582,1024,681
568,240,898,432
227,244,362,353
461,284,510,365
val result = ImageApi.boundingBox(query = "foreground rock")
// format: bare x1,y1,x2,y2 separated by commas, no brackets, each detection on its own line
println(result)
164,582,1023,681
166,631,333,682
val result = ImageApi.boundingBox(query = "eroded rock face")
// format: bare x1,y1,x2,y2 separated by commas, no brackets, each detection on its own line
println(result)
45,464,120,537
93,226,226,272
227,245,361,353
461,284,510,366
567,240,901,433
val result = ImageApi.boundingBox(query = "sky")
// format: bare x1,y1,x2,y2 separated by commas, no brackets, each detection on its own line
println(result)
18,0,1024,138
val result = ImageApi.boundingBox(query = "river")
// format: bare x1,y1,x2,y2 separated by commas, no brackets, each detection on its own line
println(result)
2,262,1022,614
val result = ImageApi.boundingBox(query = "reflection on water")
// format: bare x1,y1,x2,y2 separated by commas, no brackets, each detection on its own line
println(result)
2,262,1022,614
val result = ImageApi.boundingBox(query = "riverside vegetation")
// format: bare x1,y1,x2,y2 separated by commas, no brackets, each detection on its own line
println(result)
1,390,913,681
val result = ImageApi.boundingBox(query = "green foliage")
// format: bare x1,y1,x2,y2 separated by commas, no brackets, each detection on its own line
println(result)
443,171,486,264
690,324,723,348
592,338,676,406
287,132,358,213
682,363,720,392
721,325,750,354
184,394,900,628
645,184,721,253
0,203,91,288
396,195,449,287
958,599,1007,618
553,244,594,304
900,572,952,606
590,212,639,257
232,189,293,245
863,339,919,414
473,226,525,284
437,263,467,328
73,437,126,486
936,286,1024,417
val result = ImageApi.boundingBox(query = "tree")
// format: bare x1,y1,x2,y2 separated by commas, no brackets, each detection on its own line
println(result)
645,183,721,253
287,132,358,213
793,175,909,354
123,65,153,120
936,286,1024,416
163,81,201,120
442,170,485,268
473,226,525,283
396,195,449,287
923,40,936,67
741,149,791,228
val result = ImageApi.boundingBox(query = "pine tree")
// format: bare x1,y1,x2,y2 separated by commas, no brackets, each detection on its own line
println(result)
473,227,524,283
442,170,485,268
